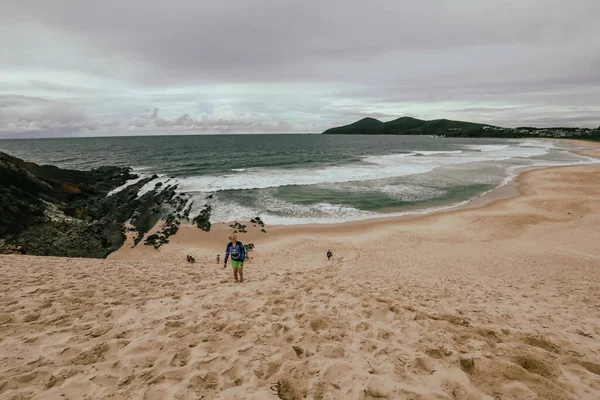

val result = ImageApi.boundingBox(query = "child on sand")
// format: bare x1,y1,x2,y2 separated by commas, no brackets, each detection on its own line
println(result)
223,233,246,283
327,250,333,261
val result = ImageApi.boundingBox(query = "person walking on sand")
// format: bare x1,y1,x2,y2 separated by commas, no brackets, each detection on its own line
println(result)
216,254,220,264
223,233,246,283
327,249,333,261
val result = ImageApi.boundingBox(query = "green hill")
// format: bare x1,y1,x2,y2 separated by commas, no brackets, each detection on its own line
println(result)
323,116,492,136
322,116,600,139
322,117,384,135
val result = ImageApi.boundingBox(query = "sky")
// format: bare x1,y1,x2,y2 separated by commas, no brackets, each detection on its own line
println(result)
1,0,599,138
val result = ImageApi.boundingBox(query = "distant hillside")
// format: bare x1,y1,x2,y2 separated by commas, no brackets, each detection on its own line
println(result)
323,117,600,139
321,117,384,135
324,117,495,136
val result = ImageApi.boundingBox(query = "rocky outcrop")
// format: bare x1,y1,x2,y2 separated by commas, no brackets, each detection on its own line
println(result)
192,204,212,232
0,151,188,258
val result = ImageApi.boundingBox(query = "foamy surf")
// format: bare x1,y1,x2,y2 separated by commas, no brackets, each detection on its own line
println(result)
95,137,597,225
461,144,509,152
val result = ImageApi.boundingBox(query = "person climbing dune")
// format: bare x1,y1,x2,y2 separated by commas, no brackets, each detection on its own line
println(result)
223,233,246,283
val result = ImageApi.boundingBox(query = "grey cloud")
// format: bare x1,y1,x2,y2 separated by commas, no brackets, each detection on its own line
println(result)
0,96,105,133
129,108,297,132
0,102,303,136
1,0,599,135
4,0,599,84
25,80,123,96
0,95,57,108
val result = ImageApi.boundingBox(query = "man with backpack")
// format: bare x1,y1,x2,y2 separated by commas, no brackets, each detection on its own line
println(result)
223,233,246,283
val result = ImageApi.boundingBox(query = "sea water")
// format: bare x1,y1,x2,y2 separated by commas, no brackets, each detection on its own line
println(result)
1,134,595,225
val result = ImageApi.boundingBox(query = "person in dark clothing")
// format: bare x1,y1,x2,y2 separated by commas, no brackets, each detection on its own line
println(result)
224,233,246,283
16,245,26,255
327,250,332,261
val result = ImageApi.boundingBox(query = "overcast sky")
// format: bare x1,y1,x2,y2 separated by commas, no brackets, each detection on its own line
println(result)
1,0,599,137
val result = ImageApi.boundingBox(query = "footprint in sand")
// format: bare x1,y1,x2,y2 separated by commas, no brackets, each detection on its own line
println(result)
169,349,190,367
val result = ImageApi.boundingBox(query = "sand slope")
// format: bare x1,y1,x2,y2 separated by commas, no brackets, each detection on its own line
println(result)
1,165,600,399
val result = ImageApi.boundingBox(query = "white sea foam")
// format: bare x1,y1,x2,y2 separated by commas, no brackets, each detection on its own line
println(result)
176,163,434,192
136,175,171,197
207,196,475,226
517,140,562,150
145,144,552,195
197,197,258,225
205,157,599,225
107,175,148,196
116,141,598,225
378,185,447,201
461,144,509,152
202,195,371,226
413,150,463,155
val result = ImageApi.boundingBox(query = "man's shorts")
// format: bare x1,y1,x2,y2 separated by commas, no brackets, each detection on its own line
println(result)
231,260,244,269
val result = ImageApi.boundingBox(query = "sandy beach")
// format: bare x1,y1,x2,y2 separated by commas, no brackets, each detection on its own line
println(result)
2,145,600,399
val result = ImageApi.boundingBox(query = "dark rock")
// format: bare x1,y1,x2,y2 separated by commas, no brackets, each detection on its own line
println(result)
182,200,193,220
253,216,265,227
192,204,212,232
142,214,180,249
1,150,219,256
144,233,162,250
229,221,247,233
0,150,195,258
0,151,144,257
131,185,178,245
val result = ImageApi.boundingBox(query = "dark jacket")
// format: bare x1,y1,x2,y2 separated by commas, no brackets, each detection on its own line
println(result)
224,241,246,263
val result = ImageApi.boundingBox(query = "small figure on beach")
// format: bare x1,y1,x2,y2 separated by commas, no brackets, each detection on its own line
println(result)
327,250,333,261
224,233,246,283
14,245,27,255
186,255,196,263
216,254,220,264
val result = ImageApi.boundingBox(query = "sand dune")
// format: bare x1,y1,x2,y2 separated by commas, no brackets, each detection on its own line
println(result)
2,163,600,399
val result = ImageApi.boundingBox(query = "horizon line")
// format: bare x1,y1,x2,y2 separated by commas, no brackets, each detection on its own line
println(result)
0,132,321,140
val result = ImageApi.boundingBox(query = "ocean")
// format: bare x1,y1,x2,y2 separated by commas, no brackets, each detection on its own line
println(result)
0,134,595,225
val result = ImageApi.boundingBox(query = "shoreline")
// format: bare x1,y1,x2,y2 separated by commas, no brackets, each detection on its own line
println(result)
177,138,600,230
110,153,600,262
109,138,600,260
